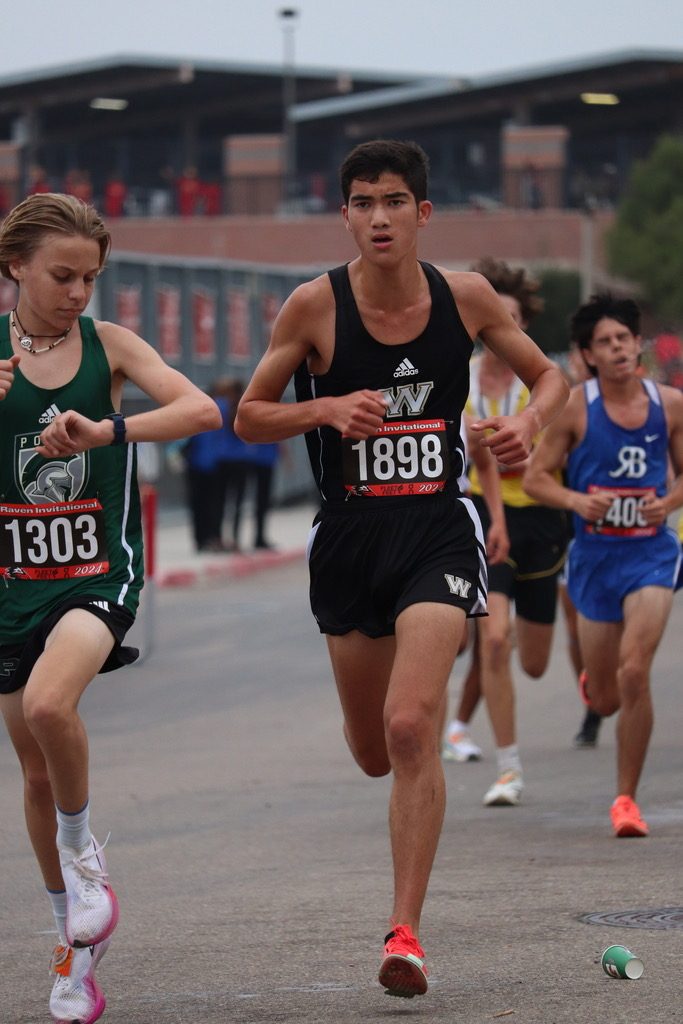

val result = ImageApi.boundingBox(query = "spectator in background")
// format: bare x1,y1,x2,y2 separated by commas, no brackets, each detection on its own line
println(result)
27,166,51,196
213,377,249,552
63,170,93,206
241,442,286,550
176,167,202,217
182,377,247,553
202,178,223,216
103,175,127,218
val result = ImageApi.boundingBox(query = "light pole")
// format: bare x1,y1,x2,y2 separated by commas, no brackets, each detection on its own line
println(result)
279,8,299,205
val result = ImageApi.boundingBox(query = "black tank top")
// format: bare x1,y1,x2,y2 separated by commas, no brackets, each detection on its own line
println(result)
294,261,473,507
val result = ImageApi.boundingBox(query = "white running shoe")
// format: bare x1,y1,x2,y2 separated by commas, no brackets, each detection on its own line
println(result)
49,937,110,1024
59,836,119,948
483,769,524,806
442,731,483,762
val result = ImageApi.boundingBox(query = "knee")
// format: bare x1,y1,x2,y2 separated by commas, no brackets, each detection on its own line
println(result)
519,652,548,679
618,660,650,706
343,723,391,777
23,690,71,740
481,632,511,673
384,709,431,770
353,745,391,777
590,692,620,717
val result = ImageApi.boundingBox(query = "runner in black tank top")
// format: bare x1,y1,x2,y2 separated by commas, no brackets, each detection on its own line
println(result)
295,261,471,505
236,139,568,999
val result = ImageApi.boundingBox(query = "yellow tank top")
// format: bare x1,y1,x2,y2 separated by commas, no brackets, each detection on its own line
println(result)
466,355,543,508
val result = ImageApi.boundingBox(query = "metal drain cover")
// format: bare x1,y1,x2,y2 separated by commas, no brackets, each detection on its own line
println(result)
582,908,683,930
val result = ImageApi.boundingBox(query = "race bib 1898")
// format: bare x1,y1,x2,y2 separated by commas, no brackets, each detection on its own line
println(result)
342,419,450,497
585,485,657,538
1,498,109,580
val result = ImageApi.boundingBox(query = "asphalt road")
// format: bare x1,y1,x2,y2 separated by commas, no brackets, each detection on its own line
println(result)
2,561,683,1023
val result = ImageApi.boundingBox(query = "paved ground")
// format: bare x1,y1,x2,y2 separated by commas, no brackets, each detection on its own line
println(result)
151,500,315,587
2,502,683,1023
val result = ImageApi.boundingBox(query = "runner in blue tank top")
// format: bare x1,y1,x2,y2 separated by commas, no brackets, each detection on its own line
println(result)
0,193,220,1024
525,293,683,839
236,139,569,998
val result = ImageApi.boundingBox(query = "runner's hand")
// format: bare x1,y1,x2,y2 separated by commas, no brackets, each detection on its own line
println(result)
471,411,537,466
36,410,112,456
327,389,386,439
0,354,20,400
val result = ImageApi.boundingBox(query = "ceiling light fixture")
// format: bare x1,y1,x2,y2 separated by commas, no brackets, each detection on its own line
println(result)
580,92,619,105
89,97,129,111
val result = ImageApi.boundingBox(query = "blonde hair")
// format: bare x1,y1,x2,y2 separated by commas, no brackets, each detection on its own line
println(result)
0,193,111,281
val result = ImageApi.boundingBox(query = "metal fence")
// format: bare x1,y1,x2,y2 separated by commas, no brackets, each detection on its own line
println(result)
97,251,321,506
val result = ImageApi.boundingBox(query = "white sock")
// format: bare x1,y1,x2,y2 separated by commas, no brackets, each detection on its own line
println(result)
448,719,470,737
56,800,91,853
46,887,67,944
496,744,522,775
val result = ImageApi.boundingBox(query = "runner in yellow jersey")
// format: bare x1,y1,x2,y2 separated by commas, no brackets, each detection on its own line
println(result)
443,258,567,805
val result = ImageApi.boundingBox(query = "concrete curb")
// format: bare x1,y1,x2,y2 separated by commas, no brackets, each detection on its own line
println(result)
157,546,306,587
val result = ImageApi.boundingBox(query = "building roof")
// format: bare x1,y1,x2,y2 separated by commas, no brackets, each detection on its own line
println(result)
292,48,683,132
0,53,411,145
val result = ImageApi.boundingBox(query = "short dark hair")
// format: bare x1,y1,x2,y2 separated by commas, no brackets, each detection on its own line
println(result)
469,256,544,324
570,292,641,376
339,139,429,206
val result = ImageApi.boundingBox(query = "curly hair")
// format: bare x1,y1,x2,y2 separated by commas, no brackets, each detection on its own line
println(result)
470,256,544,324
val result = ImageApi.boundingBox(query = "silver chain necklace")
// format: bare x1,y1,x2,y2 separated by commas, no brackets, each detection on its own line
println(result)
10,308,73,355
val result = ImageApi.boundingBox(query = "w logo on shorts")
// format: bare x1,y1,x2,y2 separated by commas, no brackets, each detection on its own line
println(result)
444,574,471,597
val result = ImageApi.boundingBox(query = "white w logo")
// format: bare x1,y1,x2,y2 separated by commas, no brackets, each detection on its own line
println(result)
381,381,433,418
444,574,471,597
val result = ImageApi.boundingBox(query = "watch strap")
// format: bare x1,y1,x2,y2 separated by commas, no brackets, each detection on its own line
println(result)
105,412,127,445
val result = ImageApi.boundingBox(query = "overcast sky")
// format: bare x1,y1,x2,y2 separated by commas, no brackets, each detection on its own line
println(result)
4,0,682,81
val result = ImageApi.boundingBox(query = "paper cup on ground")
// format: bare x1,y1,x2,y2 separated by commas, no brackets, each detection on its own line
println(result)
601,944,644,979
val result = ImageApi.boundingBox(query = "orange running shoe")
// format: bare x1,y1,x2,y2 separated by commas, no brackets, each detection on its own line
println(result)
378,922,428,997
610,795,649,837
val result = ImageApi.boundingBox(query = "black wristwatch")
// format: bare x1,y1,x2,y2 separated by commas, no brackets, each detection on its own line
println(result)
105,412,127,445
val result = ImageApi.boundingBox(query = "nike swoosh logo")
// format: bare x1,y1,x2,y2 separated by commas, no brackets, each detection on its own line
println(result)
645,434,659,442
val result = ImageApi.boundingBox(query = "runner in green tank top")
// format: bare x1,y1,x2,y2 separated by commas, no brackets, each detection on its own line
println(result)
0,193,220,1024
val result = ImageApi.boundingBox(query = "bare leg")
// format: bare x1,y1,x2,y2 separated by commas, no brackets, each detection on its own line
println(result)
479,593,515,748
328,602,466,937
515,616,554,679
578,586,672,799
0,609,114,888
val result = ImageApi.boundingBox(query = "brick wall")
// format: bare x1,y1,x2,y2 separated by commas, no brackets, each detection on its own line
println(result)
109,208,613,272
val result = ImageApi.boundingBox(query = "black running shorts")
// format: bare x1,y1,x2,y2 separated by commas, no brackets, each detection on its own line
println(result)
0,593,138,695
472,493,567,624
306,492,488,638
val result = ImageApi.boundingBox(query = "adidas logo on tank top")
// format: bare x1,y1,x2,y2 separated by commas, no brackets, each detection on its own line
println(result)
39,403,62,425
393,358,419,378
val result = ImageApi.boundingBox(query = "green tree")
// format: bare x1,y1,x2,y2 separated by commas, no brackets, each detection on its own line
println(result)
606,135,683,321
527,268,581,355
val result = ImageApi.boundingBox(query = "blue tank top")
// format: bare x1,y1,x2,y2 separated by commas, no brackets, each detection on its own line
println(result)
567,377,668,544
294,261,473,507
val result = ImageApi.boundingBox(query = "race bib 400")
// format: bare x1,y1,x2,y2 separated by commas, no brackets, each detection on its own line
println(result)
1,498,109,580
586,485,657,538
342,419,450,497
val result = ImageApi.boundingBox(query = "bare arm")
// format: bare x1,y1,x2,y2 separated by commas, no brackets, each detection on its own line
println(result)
467,417,509,564
37,323,221,456
450,272,569,464
523,387,614,522
235,278,386,443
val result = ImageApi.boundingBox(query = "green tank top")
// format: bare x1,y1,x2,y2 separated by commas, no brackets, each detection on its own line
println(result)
0,315,143,643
